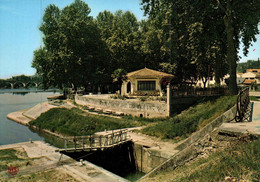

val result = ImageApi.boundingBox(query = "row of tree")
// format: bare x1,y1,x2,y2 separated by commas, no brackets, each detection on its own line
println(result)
237,59,260,73
32,0,260,94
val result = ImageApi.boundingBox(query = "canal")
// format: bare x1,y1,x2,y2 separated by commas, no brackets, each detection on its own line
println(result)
0,89,60,145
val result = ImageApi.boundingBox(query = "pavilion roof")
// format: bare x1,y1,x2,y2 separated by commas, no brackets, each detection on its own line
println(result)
126,68,174,79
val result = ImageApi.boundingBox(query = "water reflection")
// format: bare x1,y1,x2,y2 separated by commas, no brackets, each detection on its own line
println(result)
0,90,60,145
12,92,29,96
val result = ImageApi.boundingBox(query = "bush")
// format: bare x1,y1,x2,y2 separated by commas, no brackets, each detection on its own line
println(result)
139,96,148,102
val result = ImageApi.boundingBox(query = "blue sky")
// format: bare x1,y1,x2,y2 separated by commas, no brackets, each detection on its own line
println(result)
0,0,259,79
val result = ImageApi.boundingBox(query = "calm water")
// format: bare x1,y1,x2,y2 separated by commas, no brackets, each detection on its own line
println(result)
0,89,60,145
0,89,145,180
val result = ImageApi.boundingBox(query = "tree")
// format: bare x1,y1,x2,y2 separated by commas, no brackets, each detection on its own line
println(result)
96,10,142,72
32,47,53,89
142,0,260,94
33,0,109,91
111,68,127,86
237,59,260,73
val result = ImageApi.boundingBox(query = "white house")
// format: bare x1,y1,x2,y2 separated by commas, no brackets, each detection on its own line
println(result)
242,72,257,85
121,68,174,96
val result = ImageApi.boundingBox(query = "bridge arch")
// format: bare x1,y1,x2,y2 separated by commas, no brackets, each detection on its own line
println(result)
25,82,38,88
6,83,14,89
13,82,26,88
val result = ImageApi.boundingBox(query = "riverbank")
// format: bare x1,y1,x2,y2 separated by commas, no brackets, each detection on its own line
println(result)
0,141,128,181
6,101,77,140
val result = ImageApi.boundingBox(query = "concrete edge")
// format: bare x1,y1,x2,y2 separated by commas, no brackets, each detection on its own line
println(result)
82,160,130,182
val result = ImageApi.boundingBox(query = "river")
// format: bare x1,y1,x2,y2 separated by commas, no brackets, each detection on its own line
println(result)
0,89,60,145
0,89,145,181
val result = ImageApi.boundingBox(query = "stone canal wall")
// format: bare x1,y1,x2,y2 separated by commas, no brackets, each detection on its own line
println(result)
134,144,172,173
75,95,168,118
139,105,237,180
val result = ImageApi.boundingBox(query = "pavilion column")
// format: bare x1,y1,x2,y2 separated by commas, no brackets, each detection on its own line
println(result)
121,81,127,96
158,78,163,96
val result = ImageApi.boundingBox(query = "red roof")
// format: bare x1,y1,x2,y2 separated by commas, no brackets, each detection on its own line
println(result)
243,79,256,84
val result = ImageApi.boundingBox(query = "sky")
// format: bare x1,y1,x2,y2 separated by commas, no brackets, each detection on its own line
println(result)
0,0,259,79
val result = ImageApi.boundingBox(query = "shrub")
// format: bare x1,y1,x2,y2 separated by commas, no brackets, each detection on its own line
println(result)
139,96,148,102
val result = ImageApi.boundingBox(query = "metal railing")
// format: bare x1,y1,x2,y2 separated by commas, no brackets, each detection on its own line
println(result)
235,87,250,122
58,129,129,151
172,87,228,97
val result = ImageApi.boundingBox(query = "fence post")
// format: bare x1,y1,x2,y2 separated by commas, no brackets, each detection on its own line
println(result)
82,137,84,150
167,83,172,117
64,139,67,149
73,136,77,150
112,130,114,144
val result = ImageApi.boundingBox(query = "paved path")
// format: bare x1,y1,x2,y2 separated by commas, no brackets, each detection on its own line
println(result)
219,101,260,136
0,141,128,182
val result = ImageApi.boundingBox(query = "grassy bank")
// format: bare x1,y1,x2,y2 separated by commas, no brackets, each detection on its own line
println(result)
29,108,148,136
1,169,78,182
142,96,236,139
142,139,260,182
30,96,236,138
0,149,30,172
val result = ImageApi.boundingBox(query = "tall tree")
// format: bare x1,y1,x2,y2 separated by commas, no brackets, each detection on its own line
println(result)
216,0,260,94
96,10,142,72
142,0,260,94
33,0,108,91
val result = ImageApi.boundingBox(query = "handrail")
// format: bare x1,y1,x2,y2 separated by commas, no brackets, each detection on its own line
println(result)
59,129,129,151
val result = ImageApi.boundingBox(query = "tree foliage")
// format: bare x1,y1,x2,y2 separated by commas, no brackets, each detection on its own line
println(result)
141,0,260,94
32,0,260,94
33,0,109,90
237,59,260,73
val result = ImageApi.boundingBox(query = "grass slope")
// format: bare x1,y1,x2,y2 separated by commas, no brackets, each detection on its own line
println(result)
0,149,30,172
29,108,148,136
142,96,236,139
142,139,260,182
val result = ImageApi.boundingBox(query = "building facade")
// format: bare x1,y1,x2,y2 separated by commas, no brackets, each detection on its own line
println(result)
121,68,174,96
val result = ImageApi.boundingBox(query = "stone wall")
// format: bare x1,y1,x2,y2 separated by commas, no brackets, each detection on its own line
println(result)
75,95,168,118
134,144,171,173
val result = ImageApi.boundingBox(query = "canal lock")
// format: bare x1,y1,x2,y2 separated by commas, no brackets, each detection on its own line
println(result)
61,141,168,181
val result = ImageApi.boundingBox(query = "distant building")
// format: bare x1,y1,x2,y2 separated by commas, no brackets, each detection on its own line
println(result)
121,68,174,96
241,69,260,85
246,69,260,73
237,73,245,85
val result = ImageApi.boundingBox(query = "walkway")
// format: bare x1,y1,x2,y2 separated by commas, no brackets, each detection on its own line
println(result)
219,101,260,136
0,141,128,182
